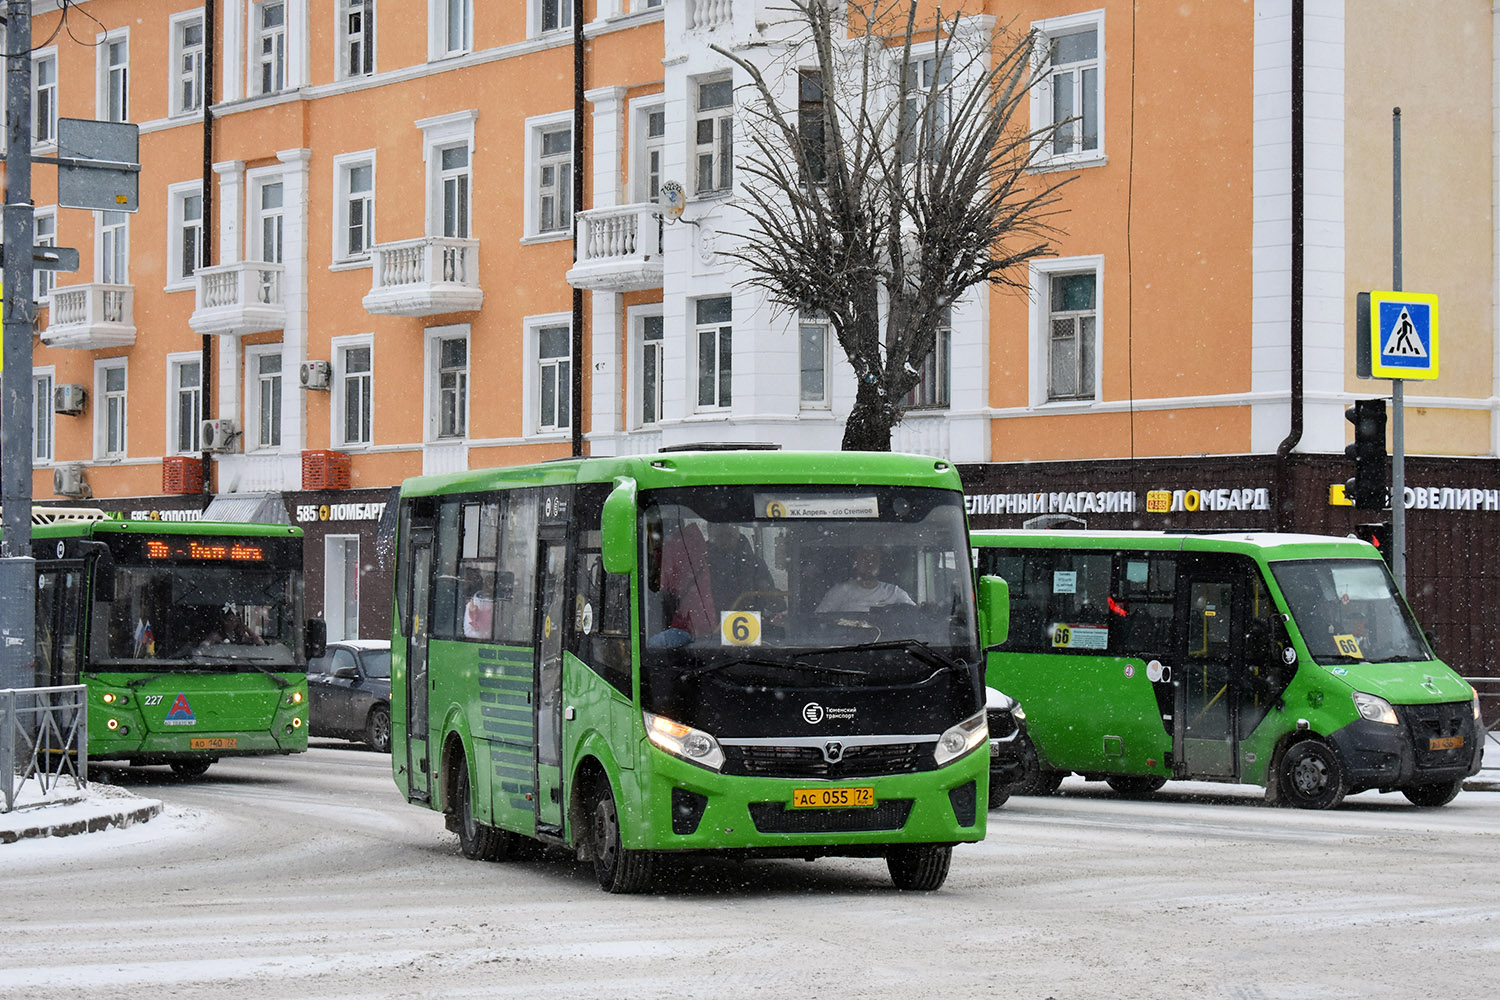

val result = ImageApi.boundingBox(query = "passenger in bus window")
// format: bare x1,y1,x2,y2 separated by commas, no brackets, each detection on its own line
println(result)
816,546,915,613
462,569,495,639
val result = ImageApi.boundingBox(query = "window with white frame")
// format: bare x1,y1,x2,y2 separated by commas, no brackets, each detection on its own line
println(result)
900,53,951,165
635,103,666,203
168,183,204,286
33,372,54,464
537,125,572,235
172,13,205,116
98,362,128,458
694,77,733,196
254,1,288,95
34,210,56,301
798,69,827,185
99,211,129,285
253,179,285,262
99,31,128,123
695,296,732,409
903,308,951,409
325,535,361,641
33,51,57,146
1034,11,1103,164
639,313,663,426
540,0,573,33
438,144,470,238
336,340,374,446
799,316,829,408
340,0,374,79
170,357,203,454
432,333,468,439
250,350,283,448
335,153,375,261
1044,268,1098,402
433,0,472,58
419,111,476,238
535,324,571,433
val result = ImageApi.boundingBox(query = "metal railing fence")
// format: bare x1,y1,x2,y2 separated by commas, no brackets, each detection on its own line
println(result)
2,685,87,812
1463,677,1500,772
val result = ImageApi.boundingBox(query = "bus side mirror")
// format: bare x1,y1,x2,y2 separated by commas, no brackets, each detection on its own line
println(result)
601,477,638,575
977,574,1010,650
305,618,328,660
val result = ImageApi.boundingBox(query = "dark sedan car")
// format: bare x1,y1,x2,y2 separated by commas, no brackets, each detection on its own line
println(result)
307,639,392,753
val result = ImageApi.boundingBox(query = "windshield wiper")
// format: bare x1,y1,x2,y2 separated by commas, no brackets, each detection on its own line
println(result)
691,655,868,677
805,638,971,676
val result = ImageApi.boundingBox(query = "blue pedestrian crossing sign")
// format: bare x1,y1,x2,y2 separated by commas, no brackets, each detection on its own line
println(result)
1368,290,1439,380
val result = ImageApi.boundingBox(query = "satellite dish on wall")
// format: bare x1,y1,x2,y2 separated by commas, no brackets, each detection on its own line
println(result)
658,180,686,222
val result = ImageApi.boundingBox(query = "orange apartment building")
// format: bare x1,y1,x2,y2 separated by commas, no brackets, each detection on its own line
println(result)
13,1,1500,680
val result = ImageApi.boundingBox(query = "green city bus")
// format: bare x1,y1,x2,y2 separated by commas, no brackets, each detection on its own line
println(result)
29,508,320,777
389,448,1007,892
971,529,1482,809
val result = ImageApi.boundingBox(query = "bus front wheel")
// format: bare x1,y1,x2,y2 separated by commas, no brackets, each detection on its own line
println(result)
1278,739,1348,810
887,844,952,891
169,759,213,778
1106,774,1167,798
1402,778,1464,807
452,754,515,862
590,782,654,893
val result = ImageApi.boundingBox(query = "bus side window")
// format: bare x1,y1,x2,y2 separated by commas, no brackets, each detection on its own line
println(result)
431,502,463,639
570,543,630,694
494,491,539,645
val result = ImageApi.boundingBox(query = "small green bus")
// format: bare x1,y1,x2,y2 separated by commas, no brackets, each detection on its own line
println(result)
390,449,1006,892
971,529,1482,809
28,508,319,776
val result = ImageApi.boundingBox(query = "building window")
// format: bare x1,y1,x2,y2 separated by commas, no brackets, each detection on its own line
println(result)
434,0,472,57
252,352,283,448
536,325,571,433
640,314,663,426
537,126,572,235
33,372,54,464
438,144,470,238
33,51,57,146
255,1,288,95
335,154,375,261
541,0,572,33
904,308,952,409
254,180,285,263
638,105,666,202
169,184,204,286
99,362,128,458
338,342,374,446
325,535,361,641
1047,271,1097,402
100,32,129,123
172,358,203,454
1034,12,1103,164
172,14,205,116
433,334,468,439
798,70,826,184
694,77,733,196
900,54,951,164
34,210,56,301
99,211,129,285
695,296,732,409
340,0,374,79
799,317,828,408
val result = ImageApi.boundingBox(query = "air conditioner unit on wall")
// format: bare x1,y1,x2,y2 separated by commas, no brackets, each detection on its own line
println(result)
53,464,91,499
53,384,87,415
299,361,331,390
200,418,240,453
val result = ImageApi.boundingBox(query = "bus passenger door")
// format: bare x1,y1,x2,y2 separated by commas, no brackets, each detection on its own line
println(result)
405,529,434,802
35,565,86,689
1173,557,1246,779
533,533,567,832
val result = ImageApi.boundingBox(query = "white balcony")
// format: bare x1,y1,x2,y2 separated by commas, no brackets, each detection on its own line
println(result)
565,204,664,292
39,283,135,350
190,261,286,337
362,237,482,317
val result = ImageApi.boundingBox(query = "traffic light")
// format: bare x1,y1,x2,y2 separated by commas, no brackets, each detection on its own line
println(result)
1345,398,1388,509
1356,522,1392,564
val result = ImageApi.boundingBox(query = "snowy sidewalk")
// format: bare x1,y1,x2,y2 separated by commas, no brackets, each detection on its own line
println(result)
1,780,162,845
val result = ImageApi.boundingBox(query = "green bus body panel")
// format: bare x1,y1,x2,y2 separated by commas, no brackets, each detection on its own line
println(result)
972,528,1473,788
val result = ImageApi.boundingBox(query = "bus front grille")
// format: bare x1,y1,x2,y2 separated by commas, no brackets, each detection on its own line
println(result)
724,742,930,779
1402,700,1476,769
748,799,913,834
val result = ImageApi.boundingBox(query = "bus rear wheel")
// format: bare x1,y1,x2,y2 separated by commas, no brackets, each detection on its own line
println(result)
590,782,654,893
887,844,952,891
1278,739,1348,810
169,759,213,778
1402,778,1464,807
452,754,514,862
1106,775,1167,798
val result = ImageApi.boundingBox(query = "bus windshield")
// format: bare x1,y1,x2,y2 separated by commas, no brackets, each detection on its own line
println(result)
1270,558,1431,665
96,563,306,669
641,484,977,681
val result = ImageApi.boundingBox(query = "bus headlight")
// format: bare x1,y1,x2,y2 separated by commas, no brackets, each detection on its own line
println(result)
102,692,127,706
644,712,725,771
935,710,989,766
1353,691,1398,725
1472,690,1483,722
288,691,303,705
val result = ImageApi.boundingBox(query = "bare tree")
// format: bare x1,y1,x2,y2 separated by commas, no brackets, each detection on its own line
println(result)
713,1,1070,451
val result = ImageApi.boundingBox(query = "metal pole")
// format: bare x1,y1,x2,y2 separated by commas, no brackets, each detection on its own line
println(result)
1,0,38,691
1391,108,1406,591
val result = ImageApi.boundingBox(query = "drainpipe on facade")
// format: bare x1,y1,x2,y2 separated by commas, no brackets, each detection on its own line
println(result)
570,6,585,458
1273,0,1305,531
200,0,216,500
